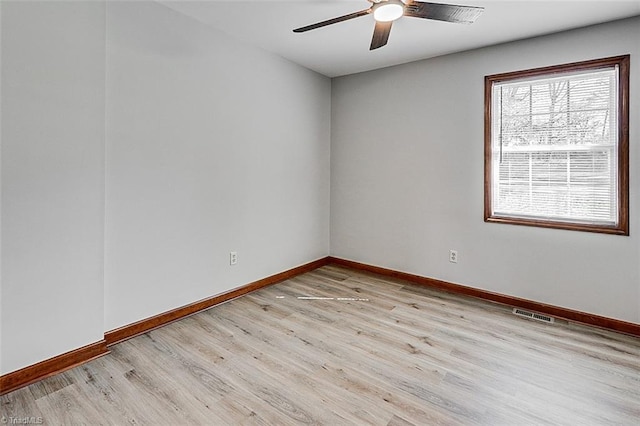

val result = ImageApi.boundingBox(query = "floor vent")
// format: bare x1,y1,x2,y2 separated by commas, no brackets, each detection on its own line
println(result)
512,308,555,324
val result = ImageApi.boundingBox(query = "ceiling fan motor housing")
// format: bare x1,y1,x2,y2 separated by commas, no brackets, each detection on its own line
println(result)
372,0,406,22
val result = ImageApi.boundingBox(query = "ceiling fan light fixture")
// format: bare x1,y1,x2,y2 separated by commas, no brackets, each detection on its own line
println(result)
373,1,405,22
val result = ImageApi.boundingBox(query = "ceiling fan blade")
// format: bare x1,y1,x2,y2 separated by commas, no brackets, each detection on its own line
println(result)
404,1,484,24
370,21,393,50
293,9,371,33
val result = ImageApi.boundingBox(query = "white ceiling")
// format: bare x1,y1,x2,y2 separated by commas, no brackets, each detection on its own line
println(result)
161,0,640,77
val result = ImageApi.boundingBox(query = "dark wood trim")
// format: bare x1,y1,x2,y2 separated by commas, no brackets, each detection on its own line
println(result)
617,55,630,235
484,73,493,224
0,340,109,395
484,55,630,236
485,55,630,83
105,257,331,346
327,257,640,337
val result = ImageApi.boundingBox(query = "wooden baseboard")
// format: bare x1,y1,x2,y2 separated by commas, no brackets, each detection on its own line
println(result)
327,257,640,338
0,340,109,396
105,257,331,346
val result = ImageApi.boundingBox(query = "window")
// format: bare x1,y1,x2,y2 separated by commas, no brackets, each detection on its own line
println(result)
484,56,629,235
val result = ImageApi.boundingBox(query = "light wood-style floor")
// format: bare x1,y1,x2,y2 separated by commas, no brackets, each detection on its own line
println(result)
2,265,640,425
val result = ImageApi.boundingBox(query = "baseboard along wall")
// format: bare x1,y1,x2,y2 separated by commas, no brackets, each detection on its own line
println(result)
327,257,640,338
0,341,109,396
2,255,638,395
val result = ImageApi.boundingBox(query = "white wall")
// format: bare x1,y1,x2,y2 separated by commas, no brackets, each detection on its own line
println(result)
0,1,4,372
331,17,640,324
1,1,106,374
103,2,330,330
0,0,330,374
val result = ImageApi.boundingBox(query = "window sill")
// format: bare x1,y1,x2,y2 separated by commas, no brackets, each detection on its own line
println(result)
484,215,628,235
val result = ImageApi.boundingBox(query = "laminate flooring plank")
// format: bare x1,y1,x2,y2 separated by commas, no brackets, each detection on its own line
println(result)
107,340,225,425
215,390,303,426
214,354,347,425
386,414,415,426
62,361,151,425
310,361,460,426
232,359,384,425
34,384,113,426
310,266,351,282
26,373,75,400
0,385,43,422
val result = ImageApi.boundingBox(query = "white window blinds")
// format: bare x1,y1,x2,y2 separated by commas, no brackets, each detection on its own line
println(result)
490,66,619,225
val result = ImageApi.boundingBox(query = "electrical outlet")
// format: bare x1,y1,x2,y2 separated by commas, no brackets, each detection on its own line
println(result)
230,251,238,266
449,250,458,263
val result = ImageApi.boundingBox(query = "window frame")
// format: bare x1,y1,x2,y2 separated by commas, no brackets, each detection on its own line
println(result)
484,55,630,235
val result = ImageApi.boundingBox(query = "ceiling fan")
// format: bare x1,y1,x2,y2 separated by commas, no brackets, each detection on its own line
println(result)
293,0,484,51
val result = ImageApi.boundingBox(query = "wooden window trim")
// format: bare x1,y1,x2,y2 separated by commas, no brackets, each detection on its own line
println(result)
484,55,630,235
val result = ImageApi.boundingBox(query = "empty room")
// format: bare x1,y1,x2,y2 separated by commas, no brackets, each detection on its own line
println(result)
1,0,639,424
